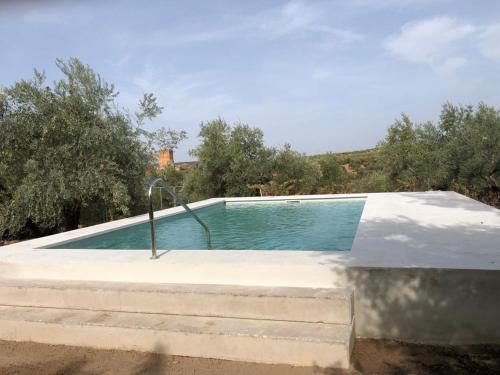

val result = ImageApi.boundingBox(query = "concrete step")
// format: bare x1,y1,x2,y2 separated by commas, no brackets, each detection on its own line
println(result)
0,279,353,324
0,305,354,368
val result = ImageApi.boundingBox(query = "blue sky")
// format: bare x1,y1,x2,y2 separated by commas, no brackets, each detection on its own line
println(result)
1,0,500,161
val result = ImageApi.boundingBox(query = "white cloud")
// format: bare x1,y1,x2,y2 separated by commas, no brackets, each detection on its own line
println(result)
384,16,474,74
479,24,500,62
20,4,92,27
352,0,450,9
113,27,240,49
120,1,362,50
255,0,319,37
130,64,236,128
310,25,363,42
434,57,467,77
251,1,363,44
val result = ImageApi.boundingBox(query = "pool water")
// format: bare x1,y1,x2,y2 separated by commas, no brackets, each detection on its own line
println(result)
50,199,365,251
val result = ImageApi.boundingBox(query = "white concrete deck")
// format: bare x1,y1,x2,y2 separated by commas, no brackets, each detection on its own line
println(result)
1,191,499,344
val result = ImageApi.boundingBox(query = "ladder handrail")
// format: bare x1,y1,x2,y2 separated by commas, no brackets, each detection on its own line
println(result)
148,177,212,259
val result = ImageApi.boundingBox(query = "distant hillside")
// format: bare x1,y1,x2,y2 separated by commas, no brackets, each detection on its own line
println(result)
310,148,383,177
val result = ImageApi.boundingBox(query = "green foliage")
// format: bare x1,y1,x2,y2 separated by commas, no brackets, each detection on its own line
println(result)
0,58,188,239
153,128,188,151
135,93,187,153
379,103,500,206
318,153,346,186
380,114,449,191
224,124,274,196
159,165,184,188
338,149,383,172
183,119,231,199
136,92,163,126
440,104,499,203
379,114,420,190
351,171,389,193
153,165,186,207
183,121,346,199
310,149,383,194
309,103,499,208
265,144,320,195
183,119,273,200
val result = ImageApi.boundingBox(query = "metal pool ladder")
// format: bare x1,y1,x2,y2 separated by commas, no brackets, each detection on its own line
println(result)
148,177,212,259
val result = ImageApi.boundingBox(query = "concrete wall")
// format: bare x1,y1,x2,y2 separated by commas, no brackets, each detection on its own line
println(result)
1,264,499,345
337,267,500,344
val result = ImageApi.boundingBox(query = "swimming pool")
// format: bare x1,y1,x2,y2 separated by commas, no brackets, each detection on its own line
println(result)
49,198,365,251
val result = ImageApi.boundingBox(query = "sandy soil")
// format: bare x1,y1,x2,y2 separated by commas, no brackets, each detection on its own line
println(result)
0,339,499,375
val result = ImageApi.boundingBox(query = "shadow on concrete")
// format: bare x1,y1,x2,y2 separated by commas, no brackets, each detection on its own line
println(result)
403,191,499,212
349,214,500,264
315,215,500,346
155,250,172,258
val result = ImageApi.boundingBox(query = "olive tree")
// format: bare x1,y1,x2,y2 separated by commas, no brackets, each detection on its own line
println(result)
182,119,274,200
379,103,499,206
0,58,185,239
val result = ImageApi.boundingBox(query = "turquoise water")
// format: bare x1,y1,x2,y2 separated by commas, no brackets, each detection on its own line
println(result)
50,199,365,251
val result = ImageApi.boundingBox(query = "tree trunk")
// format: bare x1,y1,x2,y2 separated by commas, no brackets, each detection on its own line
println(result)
62,202,81,231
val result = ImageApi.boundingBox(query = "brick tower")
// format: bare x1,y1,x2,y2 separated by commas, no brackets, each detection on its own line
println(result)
158,149,174,168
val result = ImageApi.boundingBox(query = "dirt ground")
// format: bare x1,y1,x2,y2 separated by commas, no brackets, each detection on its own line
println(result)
0,339,499,375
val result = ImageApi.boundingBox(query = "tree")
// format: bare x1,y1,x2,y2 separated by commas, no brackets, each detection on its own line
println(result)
224,124,274,196
318,153,346,186
264,144,320,195
439,103,499,204
0,58,185,239
135,92,187,154
379,103,499,207
380,114,445,191
379,114,420,190
183,119,273,199
183,119,231,200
